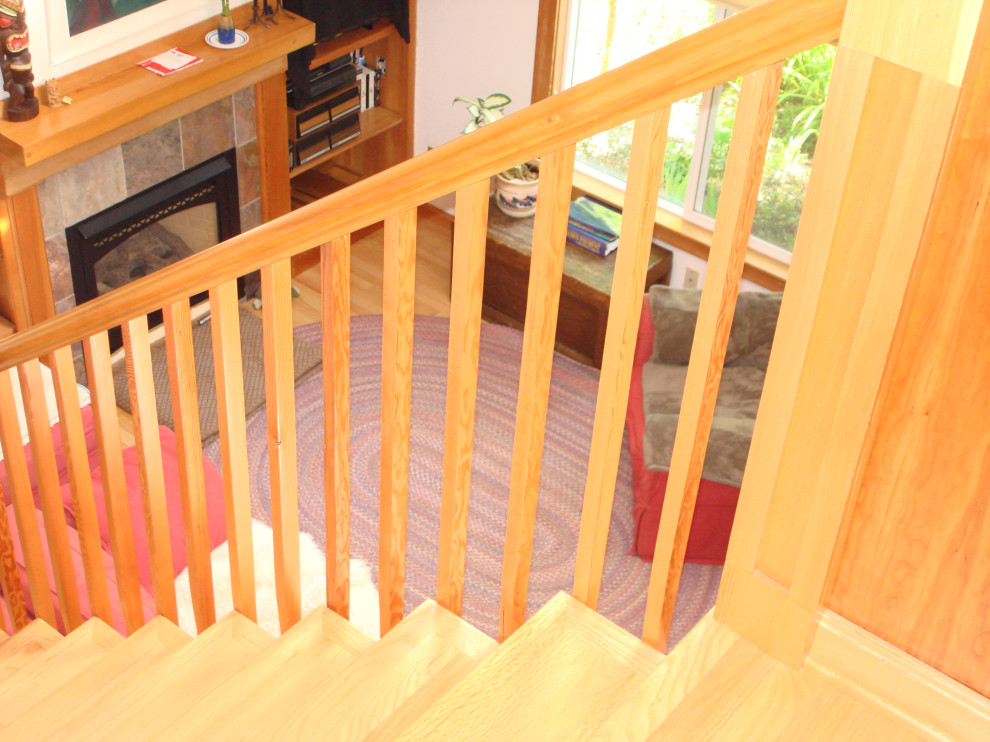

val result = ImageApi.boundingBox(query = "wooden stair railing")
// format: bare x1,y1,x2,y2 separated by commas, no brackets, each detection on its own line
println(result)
642,62,784,651
208,280,257,623
0,0,845,645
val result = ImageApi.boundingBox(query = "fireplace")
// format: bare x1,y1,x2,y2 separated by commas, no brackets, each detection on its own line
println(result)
65,150,242,349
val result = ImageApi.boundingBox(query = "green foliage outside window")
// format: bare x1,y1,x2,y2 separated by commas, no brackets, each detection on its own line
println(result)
567,0,835,253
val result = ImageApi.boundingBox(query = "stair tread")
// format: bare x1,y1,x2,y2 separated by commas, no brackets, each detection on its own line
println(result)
39,612,274,741
169,599,496,741
160,606,375,740
394,591,664,741
0,616,189,739
0,618,122,716
0,620,61,678
589,610,739,741
645,637,929,741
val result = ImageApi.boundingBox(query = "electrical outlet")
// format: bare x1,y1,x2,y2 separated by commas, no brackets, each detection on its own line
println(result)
684,267,700,289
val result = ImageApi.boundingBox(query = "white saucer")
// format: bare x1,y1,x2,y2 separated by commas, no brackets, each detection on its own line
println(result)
205,29,249,49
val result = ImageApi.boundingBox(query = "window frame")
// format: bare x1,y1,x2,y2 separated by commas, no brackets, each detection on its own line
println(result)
547,0,803,269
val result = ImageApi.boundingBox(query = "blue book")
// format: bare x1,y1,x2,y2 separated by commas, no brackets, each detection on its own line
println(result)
567,196,622,256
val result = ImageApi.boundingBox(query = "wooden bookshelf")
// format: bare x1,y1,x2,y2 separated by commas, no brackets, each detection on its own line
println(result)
290,106,403,177
287,16,415,202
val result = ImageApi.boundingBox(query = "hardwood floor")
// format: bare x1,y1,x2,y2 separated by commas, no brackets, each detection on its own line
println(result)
287,205,454,328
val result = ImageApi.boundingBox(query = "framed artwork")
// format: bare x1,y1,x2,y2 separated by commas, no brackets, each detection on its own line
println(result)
44,0,224,78
66,0,170,36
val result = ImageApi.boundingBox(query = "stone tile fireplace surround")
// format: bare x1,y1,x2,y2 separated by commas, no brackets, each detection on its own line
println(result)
0,8,314,334
39,89,262,316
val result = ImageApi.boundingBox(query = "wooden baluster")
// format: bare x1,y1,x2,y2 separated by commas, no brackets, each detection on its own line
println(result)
0,368,56,626
122,316,178,623
261,259,301,632
83,332,145,632
164,299,216,632
17,359,83,630
0,476,30,630
499,145,576,641
49,346,114,626
437,181,489,615
573,108,671,610
642,63,783,651
209,281,256,621
379,208,417,633
322,236,351,618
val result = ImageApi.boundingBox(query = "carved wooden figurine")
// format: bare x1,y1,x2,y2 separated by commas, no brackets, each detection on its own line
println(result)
0,0,38,121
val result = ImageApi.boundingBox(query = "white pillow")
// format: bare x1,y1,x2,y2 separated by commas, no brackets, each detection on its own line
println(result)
175,519,381,640
0,362,92,463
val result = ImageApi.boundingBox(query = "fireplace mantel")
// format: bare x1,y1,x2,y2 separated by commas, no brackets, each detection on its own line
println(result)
0,6,314,329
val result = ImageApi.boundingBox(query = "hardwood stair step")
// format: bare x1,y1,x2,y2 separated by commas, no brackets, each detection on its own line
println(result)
39,612,274,741
171,599,496,741
160,606,375,740
588,610,740,740
0,620,61,678
394,591,665,741
0,616,189,739
643,637,929,741
272,599,496,741
0,618,122,716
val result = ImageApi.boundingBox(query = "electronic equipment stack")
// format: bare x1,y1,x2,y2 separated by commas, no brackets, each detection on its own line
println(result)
287,49,381,169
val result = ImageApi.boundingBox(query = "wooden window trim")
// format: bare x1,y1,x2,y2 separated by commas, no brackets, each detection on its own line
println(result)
532,0,788,289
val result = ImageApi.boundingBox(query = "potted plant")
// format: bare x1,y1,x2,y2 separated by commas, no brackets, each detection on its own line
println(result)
455,94,539,218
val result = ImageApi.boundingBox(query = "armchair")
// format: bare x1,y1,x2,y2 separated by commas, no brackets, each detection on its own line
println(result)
625,286,781,563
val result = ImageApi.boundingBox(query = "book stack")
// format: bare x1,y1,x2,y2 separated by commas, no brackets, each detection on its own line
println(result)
567,196,622,256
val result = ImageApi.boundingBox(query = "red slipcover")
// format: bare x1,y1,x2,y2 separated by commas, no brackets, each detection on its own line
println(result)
1,404,227,628
626,296,741,564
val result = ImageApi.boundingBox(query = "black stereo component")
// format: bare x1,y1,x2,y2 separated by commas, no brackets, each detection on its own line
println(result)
284,0,409,108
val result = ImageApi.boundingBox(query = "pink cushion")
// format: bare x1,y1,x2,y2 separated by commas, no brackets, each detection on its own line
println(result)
0,406,97,506
71,426,227,593
6,504,157,634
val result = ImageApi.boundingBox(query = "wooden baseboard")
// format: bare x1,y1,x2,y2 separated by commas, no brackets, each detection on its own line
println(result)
806,611,990,741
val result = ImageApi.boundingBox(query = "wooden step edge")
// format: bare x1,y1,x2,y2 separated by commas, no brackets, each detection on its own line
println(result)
0,620,61,675
142,615,193,652
155,612,373,741
806,610,990,742
390,594,665,741
65,617,125,651
45,615,276,742
0,617,191,738
0,619,122,719
318,606,377,655
174,611,274,658
589,610,742,741
412,600,498,661
549,593,664,674
363,651,482,742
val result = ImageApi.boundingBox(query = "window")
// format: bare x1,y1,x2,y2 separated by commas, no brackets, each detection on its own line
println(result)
562,0,835,259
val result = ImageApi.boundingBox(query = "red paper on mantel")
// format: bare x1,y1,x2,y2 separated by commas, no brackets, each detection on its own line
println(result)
138,48,203,76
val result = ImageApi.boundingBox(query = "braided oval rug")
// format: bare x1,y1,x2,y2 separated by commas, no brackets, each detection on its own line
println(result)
205,315,720,646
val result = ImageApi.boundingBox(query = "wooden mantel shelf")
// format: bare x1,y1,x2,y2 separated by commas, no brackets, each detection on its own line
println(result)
0,5,313,194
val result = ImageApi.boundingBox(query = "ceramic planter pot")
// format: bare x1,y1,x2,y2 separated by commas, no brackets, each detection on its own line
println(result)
495,173,539,218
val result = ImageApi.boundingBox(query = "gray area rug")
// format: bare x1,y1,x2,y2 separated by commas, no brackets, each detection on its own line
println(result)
113,307,322,444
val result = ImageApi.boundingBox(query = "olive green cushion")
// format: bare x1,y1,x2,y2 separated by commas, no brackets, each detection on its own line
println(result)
641,286,781,486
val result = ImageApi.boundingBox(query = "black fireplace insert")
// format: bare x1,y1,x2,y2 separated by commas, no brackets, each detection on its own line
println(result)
66,150,242,350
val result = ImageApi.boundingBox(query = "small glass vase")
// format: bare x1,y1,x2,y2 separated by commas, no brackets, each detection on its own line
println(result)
217,12,236,45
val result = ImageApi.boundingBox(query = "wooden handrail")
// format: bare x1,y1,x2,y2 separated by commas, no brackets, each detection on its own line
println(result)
0,0,844,372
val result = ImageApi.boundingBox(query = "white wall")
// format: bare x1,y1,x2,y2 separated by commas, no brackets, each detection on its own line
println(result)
413,0,539,156
664,241,767,292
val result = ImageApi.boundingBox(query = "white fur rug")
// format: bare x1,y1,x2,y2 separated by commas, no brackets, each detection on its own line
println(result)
175,519,380,639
